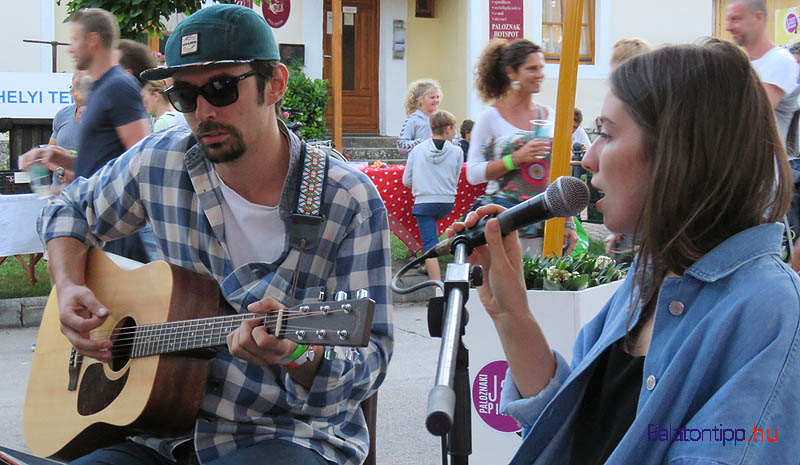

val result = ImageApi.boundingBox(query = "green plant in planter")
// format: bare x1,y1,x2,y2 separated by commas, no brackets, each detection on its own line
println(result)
282,64,329,141
522,254,628,291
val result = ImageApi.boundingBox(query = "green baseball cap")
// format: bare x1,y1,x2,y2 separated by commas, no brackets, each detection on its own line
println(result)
140,4,280,81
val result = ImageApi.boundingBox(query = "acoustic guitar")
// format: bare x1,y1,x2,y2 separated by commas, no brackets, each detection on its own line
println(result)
23,249,375,461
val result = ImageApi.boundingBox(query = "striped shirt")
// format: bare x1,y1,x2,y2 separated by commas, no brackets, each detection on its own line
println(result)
39,122,394,465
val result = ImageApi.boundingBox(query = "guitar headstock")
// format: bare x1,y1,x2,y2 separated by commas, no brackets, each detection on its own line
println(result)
276,290,375,347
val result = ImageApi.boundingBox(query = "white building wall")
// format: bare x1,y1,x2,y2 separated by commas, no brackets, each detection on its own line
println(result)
303,0,324,80
1,1,48,72
552,0,715,126
267,3,306,45
55,2,75,73
380,0,408,135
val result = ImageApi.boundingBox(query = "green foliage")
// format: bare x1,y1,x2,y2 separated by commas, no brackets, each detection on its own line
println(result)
57,0,262,38
522,253,628,291
588,238,605,256
0,259,51,299
282,69,329,141
390,234,452,269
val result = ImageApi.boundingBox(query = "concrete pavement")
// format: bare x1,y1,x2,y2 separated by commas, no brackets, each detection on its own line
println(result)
0,303,446,465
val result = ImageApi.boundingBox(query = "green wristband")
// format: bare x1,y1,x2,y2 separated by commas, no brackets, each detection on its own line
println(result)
503,154,515,171
285,344,309,363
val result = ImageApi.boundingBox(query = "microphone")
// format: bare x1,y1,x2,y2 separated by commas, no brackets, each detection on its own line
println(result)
430,176,589,257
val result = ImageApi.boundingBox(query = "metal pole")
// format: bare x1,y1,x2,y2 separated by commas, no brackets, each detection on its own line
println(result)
23,39,70,73
426,242,469,435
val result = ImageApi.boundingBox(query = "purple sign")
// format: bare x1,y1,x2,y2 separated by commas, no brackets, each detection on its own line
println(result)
787,13,798,34
489,0,524,40
472,360,521,432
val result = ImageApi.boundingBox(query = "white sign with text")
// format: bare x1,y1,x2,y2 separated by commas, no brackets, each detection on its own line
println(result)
0,72,75,119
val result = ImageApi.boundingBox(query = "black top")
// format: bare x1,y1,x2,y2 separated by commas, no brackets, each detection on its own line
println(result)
75,66,148,178
459,138,469,156
569,338,645,465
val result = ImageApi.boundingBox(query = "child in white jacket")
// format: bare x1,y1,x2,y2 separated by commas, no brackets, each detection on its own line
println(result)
403,110,463,285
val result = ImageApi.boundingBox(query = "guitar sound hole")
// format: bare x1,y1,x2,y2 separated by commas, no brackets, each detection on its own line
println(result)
110,317,135,372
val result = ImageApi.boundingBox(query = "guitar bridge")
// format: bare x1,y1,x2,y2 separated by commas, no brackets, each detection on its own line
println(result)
67,347,82,391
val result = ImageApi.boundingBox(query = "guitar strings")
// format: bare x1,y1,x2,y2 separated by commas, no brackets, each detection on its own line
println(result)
94,317,346,346
101,319,353,357
89,309,346,339
87,309,355,355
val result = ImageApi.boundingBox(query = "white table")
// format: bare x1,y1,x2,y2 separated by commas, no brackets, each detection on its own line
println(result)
0,194,47,285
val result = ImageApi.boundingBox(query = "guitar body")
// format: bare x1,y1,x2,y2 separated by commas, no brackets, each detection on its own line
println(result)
24,250,221,460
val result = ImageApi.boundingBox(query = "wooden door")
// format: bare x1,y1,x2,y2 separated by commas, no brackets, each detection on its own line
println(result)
323,0,380,134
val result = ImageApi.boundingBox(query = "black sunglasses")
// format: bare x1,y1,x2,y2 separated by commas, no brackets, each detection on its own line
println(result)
164,70,260,113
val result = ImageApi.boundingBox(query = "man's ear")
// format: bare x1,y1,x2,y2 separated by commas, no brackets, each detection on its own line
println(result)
86,31,101,51
266,63,289,105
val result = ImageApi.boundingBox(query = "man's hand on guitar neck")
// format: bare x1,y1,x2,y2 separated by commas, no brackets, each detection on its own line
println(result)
48,238,113,363
227,297,323,390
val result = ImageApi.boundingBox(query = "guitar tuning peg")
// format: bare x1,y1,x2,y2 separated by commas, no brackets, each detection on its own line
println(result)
345,348,360,362
356,289,369,300
335,291,348,301
318,290,326,301
324,347,337,360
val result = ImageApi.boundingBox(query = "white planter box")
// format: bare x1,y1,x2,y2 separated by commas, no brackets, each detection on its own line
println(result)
461,280,624,464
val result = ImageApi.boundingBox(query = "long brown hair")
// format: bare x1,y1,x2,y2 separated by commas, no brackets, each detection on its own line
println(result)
612,38,792,326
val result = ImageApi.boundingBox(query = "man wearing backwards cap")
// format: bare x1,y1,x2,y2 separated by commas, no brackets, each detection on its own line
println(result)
34,4,393,465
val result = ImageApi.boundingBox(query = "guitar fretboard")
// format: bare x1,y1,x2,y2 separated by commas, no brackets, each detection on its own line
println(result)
126,313,270,358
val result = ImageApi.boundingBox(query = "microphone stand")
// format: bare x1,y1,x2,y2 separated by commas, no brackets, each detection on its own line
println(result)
425,237,482,465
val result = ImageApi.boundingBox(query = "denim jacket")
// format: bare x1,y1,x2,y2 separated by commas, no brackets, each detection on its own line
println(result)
501,223,800,464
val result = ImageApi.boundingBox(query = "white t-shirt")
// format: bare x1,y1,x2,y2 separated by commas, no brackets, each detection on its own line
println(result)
216,171,285,268
752,46,800,156
572,126,592,151
466,104,555,197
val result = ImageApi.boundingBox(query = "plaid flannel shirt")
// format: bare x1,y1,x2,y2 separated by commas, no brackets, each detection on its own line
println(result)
39,123,394,465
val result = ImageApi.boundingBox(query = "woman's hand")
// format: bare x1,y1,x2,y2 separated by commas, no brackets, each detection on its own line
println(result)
446,205,528,319
510,138,551,167
447,204,557,397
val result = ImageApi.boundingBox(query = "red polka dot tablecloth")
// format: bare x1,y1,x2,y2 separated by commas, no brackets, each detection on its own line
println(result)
360,164,487,253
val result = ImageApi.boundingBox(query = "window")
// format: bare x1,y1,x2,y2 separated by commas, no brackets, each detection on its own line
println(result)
542,0,595,64
416,0,434,18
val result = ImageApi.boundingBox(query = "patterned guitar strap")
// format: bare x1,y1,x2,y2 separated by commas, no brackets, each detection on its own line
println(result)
287,142,329,302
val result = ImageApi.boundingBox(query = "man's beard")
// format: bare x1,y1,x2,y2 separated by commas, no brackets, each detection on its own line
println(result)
74,55,89,71
194,120,247,164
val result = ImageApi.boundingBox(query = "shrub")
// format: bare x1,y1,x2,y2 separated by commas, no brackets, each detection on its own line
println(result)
282,66,329,140
522,253,628,291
